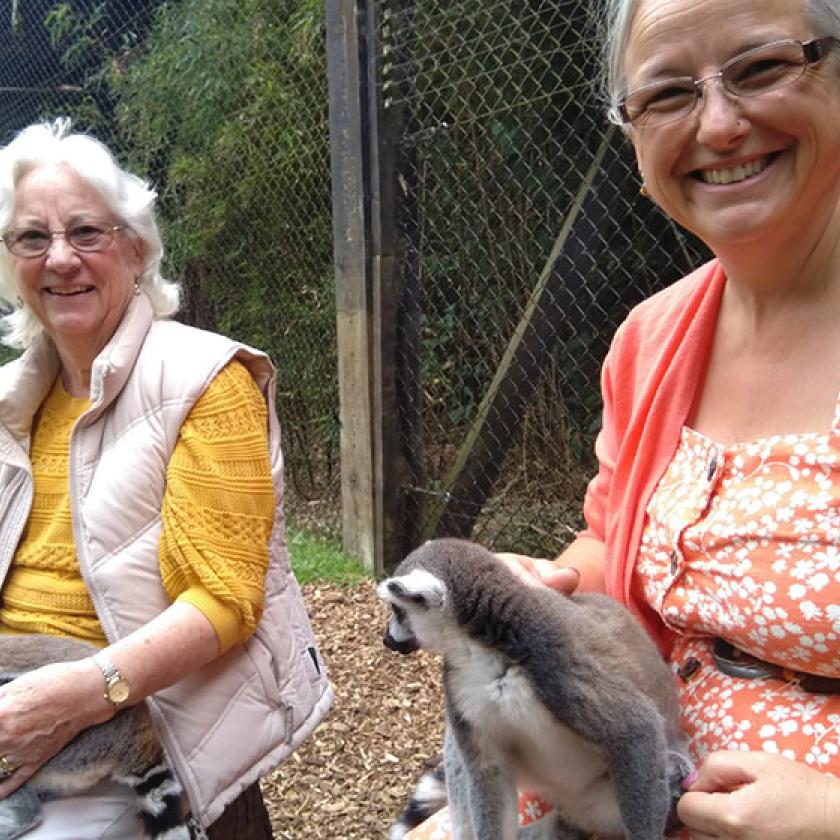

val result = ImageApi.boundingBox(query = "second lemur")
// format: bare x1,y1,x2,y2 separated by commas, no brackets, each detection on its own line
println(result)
378,538,692,840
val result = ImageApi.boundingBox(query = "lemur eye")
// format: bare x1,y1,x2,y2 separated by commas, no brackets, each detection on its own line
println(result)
393,605,408,622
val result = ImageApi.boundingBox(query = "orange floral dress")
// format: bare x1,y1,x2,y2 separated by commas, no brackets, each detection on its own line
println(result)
637,424,840,771
406,422,840,839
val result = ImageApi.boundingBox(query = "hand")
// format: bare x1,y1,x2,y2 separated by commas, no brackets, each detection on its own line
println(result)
0,657,110,797
495,553,580,594
679,750,840,840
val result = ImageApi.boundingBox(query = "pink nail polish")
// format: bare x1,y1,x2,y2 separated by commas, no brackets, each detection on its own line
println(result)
682,770,699,790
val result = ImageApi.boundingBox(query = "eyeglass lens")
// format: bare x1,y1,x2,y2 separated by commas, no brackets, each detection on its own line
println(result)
2,223,118,258
622,39,821,126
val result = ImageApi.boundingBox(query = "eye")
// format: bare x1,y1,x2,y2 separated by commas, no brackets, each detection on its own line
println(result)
726,42,803,93
68,223,106,247
732,56,792,87
643,83,695,112
624,79,695,122
14,229,50,246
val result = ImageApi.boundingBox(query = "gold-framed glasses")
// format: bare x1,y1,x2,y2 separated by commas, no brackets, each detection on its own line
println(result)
618,36,838,128
0,222,126,259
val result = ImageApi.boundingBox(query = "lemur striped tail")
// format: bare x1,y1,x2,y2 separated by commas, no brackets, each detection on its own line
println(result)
116,763,190,840
389,757,447,839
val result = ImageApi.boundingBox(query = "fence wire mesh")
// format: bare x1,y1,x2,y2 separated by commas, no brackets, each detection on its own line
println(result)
1,0,339,522
377,0,710,556
3,0,710,562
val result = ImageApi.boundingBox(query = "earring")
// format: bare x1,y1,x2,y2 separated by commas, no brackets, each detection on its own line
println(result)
15,296,22,307
639,183,650,198
133,279,141,296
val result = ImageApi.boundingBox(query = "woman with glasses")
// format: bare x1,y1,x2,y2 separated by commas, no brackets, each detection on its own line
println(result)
0,120,332,838
403,0,840,838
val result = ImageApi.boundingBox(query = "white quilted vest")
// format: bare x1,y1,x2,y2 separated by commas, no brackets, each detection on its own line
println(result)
0,295,333,827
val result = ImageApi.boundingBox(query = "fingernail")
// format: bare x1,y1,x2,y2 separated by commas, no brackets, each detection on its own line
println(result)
682,770,699,790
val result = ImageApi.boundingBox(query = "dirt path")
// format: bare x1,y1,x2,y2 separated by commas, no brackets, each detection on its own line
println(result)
262,581,444,838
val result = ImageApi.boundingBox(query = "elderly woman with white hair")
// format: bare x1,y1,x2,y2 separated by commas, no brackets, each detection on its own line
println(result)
0,119,332,838
403,0,840,838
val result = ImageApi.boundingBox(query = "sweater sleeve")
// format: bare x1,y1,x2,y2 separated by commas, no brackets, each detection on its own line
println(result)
158,360,275,651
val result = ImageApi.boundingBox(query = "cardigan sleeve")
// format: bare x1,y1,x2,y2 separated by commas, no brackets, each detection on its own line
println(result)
580,321,624,547
158,360,275,651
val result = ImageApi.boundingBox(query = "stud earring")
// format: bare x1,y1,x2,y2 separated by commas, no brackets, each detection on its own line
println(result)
133,279,141,296
639,183,650,198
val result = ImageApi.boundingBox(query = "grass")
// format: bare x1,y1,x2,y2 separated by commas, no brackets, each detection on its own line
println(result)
287,525,366,585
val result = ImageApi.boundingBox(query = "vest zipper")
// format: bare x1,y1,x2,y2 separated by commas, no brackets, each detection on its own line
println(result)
188,816,209,839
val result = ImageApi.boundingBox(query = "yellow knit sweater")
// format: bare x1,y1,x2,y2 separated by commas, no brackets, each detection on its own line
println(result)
1,361,275,651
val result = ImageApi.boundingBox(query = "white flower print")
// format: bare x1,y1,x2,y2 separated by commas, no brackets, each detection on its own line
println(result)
640,427,840,778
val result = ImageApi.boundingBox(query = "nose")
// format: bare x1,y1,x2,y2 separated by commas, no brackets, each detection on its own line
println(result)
43,233,80,270
694,77,749,147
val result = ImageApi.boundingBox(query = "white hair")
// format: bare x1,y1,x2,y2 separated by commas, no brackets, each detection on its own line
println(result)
0,118,180,348
600,0,840,125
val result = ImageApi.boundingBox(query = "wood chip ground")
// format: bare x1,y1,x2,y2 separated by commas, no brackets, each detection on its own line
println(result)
261,581,445,839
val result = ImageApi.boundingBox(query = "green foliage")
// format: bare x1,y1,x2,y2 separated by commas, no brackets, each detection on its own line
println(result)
45,0,338,497
0,346,21,367
287,526,365,585
45,3,105,67
408,1,596,439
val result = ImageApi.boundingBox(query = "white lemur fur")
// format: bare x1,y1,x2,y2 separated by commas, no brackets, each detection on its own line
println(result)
0,634,188,840
377,538,693,840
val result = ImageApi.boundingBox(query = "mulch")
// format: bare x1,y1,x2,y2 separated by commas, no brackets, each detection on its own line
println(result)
260,581,445,839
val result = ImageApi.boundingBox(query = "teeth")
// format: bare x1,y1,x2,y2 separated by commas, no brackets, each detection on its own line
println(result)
701,157,768,185
48,287,92,296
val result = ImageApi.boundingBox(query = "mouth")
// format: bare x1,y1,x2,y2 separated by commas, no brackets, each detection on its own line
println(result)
45,286,95,297
694,153,777,186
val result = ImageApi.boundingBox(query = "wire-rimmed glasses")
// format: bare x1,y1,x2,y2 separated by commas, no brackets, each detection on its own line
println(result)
0,222,126,259
617,36,838,128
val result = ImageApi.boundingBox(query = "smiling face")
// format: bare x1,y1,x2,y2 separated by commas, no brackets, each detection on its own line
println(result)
624,0,840,252
9,164,143,360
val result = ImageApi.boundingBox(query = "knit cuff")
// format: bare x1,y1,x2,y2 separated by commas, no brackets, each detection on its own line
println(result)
176,586,245,652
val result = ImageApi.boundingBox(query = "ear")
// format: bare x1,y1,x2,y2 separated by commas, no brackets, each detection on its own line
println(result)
125,230,145,278
376,569,446,609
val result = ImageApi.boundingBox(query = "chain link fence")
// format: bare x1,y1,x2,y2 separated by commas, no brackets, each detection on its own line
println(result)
371,0,710,559
0,0,340,524
3,1,710,565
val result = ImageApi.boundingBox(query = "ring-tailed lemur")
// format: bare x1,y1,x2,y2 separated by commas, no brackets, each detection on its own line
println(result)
377,538,693,840
0,634,188,840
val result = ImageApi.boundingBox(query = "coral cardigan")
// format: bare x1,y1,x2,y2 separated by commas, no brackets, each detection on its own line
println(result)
579,259,726,654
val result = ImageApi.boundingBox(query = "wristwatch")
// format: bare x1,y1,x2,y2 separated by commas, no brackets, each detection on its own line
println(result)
92,652,130,708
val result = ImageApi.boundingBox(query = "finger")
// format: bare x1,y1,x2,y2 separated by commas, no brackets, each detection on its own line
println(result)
0,763,35,797
540,565,580,594
690,752,757,793
679,790,733,837
496,555,539,585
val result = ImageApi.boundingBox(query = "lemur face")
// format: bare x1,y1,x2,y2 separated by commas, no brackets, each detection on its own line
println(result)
377,567,448,655
382,602,420,655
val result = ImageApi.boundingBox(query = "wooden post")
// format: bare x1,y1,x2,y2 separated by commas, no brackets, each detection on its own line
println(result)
326,0,377,573
366,0,423,572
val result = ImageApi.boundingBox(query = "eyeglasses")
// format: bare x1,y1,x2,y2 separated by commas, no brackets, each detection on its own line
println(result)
618,36,838,128
0,222,126,259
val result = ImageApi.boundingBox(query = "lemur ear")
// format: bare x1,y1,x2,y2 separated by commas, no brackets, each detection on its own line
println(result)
377,569,446,609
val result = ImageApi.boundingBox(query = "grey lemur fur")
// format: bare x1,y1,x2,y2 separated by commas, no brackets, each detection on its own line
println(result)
0,634,188,840
378,538,693,840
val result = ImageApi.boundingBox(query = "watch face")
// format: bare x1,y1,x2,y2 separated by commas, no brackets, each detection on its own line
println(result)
109,679,130,705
